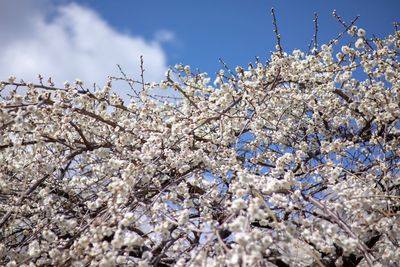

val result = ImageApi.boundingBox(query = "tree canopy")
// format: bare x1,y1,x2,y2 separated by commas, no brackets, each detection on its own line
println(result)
0,15,399,267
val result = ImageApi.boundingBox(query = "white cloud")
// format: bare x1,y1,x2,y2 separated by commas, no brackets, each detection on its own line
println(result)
0,1,169,94
155,30,176,43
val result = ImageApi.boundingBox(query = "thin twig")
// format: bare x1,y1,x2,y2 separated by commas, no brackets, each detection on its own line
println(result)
140,55,145,91
216,229,229,252
307,38,314,56
116,64,141,99
1,81,86,94
271,8,283,56
329,11,360,46
219,58,238,79
332,9,348,28
313,12,319,54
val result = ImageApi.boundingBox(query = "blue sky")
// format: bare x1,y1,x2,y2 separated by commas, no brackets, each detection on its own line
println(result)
75,0,399,73
1,0,399,89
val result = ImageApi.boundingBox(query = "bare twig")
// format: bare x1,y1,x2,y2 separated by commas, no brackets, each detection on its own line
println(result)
1,81,86,94
116,64,141,99
219,58,238,79
329,10,360,46
313,12,319,54
140,55,146,91
216,229,229,253
271,8,283,56
332,9,348,28
306,39,314,56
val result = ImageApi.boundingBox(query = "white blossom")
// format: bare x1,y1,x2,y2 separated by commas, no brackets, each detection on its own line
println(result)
357,28,366,37
8,75,16,83
355,38,364,48
28,240,41,258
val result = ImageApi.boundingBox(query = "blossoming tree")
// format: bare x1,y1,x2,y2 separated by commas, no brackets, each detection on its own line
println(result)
0,12,399,267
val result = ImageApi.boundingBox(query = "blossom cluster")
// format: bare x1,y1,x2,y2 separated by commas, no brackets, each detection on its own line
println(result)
0,25,399,267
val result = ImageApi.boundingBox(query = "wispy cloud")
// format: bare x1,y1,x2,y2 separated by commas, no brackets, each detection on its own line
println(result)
0,0,169,91
155,30,176,43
